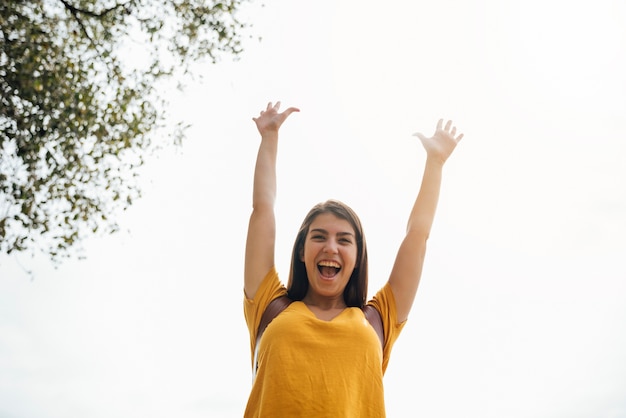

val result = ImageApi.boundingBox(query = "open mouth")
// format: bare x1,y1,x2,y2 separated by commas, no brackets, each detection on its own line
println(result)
317,260,341,279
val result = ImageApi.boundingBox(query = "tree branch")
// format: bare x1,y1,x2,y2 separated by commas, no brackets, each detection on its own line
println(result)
59,0,96,43
58,0,130,19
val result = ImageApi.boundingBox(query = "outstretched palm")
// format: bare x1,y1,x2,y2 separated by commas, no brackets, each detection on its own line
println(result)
253,101,300,136
414,119,463,164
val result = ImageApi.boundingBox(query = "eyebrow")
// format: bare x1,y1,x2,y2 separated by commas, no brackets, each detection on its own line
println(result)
309,228,355,237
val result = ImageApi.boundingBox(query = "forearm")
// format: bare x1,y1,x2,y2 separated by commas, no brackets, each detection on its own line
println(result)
406,157,444,239
252,133,279,210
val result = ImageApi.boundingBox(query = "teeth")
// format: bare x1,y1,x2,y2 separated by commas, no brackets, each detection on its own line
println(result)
318,260,341,268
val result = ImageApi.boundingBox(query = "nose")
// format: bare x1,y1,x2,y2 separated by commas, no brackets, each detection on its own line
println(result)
324,239,339,254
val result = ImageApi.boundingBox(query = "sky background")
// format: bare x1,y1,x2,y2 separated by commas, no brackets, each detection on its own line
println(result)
1,0,626,417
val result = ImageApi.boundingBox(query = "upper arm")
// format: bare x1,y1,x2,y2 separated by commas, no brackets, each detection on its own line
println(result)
244,205,275,300
387,230,428,323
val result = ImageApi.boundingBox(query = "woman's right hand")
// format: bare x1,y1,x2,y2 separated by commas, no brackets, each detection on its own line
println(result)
252,101,300,136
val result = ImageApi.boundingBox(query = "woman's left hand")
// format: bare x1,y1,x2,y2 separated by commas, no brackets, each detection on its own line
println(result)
413,119,464,164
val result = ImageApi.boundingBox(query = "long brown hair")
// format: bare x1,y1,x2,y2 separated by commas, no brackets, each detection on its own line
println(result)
286,200,369,307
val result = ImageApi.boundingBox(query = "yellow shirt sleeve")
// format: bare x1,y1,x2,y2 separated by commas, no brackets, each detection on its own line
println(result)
243,267,287,367
367,282,407,373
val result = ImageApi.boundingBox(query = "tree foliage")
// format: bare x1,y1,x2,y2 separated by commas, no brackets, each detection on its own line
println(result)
0,0,248,262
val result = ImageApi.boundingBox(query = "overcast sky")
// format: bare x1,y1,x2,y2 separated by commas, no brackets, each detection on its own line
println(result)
1,0,626,417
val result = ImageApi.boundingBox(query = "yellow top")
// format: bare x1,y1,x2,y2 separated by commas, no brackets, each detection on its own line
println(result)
244,267,406,417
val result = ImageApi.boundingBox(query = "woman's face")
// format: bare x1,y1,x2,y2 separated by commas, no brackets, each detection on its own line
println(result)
300,212,358,302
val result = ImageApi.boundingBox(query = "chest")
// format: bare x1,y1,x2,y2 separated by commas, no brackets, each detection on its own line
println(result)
259,303,382,366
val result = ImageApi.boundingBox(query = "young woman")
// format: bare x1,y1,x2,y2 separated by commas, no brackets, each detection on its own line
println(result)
243,101,463,417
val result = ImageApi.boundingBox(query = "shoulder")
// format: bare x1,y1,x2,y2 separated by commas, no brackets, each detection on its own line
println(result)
367,283,407,373
244,267,287,332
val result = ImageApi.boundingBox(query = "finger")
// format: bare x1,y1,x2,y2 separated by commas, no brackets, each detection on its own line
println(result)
456,133,464,142
436,119,443,131
274,101,281,111
444,120,452,131
281,107,300,117
451,126,457,136
412,132,427,142
266,102,273,110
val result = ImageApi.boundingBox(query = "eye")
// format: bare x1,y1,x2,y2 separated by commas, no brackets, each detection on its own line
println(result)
311,234,325,241
339,238,352,244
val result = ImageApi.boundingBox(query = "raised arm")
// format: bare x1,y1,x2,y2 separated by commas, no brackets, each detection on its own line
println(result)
388,119,464,322
244,101,299,299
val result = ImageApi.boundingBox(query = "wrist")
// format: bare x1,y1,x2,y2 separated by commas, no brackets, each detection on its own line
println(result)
260,131,279,142
425,155,446,167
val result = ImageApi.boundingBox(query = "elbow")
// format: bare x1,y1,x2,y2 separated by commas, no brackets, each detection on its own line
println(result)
400,229,429,258
251,194,275,212
405,225,430,243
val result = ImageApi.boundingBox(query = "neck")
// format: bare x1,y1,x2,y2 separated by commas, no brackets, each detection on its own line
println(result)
302,293,346,310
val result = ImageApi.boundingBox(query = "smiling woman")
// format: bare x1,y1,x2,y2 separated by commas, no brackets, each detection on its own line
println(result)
242,101,464,417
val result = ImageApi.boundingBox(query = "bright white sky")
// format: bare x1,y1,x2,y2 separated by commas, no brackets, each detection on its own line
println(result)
1,0,626,417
